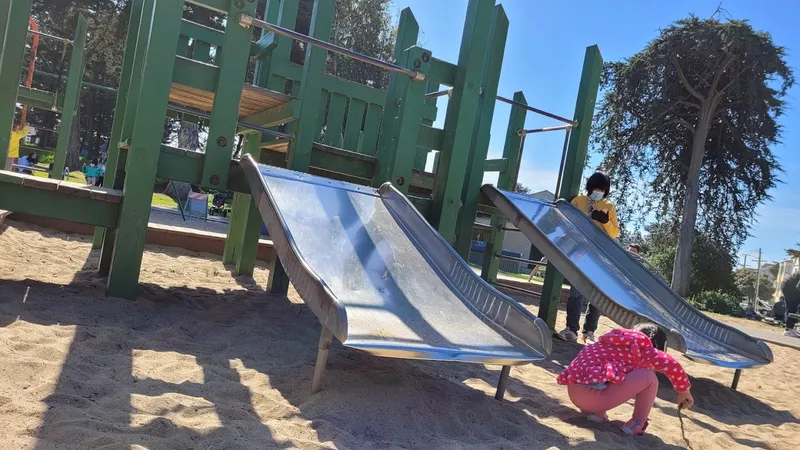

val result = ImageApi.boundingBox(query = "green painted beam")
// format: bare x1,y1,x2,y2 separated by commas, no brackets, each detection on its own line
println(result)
418,124,445,151
429,58,457,87
484,158,508,172
184,0,230,15
311,142,375,181
324,93,347,146
240,99,301,132
180,18,225,47
0,0,34,164
342,98,366,151
360,103,383,155
94,0,147,258
454,4,509,259
0,182,120,228
410,169,434,191
16,87,61,112
222,134,262,275
172,56,219,93
201,0,258,189
250,31,276,58
480,91,526,284
431,0,496,244
106,0,185,300
539,45,603,330
52,14,88,179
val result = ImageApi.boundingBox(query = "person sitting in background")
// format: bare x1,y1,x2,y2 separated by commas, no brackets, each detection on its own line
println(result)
16,152,37,174
627,243,641,255
83,158,101,186
558,172,620,343
557,322,694,436
5,120,29,171
780,272,800,338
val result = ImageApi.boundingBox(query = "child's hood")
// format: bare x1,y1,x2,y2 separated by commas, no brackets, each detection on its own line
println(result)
597,329,653,358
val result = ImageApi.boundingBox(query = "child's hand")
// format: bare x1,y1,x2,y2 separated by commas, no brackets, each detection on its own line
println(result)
676,390,694,410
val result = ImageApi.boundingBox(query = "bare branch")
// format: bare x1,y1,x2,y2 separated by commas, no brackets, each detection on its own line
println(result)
666,118,697,134
710,53,736,94
671,54,706,101
677,100,701,110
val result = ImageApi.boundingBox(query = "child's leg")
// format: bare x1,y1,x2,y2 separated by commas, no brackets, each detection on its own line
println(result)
567,369,658,420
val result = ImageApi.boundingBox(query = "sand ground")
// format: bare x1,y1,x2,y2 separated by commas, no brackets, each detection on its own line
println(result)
0,220,798,449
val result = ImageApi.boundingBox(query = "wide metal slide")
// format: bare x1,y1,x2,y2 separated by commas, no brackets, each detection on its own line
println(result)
481,185,773,379
239,155,552,397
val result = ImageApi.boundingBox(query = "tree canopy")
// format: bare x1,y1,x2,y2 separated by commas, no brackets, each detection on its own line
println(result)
593,15,794,296
735,268,774,303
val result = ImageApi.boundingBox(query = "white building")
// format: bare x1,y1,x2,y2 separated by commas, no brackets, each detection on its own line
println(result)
773,257,800,301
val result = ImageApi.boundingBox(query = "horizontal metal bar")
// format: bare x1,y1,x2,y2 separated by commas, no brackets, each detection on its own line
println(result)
493,282,541,298
518,124,573,135
494,253,546,266
11,164,50,173
238,14,425,82
424,88,451,99
28,28,73,44
496,95,577,126
166,103,294,140
21,68,117,94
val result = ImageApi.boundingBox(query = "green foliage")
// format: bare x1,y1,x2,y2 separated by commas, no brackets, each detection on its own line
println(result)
593,15,794,258
786,247,800,259
734,269,774,302
689,290,742,316
514,183,531,195
642,222,736,295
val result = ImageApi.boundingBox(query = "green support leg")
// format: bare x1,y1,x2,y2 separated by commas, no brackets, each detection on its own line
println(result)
106,0,185,299
453,5,509,259
480,91,527,283
286,0,335,173
266,255,290,295
431,0,495,243
0,0,13,65
374,46,431,191
51,15,87,178
201,0,258,189
98,0,154,274
0,0,33,164
222,134,262,276
537,45,603,329
92,0,146,250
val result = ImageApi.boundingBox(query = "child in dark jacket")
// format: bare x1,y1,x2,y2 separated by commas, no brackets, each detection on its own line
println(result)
557,323,694,436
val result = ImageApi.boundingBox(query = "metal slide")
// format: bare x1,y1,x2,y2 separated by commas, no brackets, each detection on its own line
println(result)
238,155,551,374
481,185,773,369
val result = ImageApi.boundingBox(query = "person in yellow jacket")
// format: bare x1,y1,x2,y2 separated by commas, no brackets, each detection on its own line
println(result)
5,120,30,171
557,172,620,343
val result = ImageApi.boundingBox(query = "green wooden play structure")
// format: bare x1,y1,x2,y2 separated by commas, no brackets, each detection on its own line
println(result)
0,0,601,330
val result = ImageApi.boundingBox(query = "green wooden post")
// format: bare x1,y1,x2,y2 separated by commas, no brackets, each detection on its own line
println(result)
106,0,185,300
98,0,155,273
92,0,145,250
0,0,33,164
227,135,262,275
51,15,88,179
286,0,335,172
0,0,13,66
538,45,603,329
200,0,257,190
373,7,418,182
480,91,526,283
430,0,495,244
453,5,509,259
374,46,430,192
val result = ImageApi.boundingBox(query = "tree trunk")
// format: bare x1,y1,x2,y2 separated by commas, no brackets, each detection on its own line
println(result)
671,108,712,296
65,110,81,173
165,120,201,205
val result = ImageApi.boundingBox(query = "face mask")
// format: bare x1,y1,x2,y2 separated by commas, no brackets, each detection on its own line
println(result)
589,190,604,202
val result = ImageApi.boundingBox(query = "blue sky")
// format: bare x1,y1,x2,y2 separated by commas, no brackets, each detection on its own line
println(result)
391,0,800,267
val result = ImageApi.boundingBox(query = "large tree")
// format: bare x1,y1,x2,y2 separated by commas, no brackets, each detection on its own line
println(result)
594,16,794,296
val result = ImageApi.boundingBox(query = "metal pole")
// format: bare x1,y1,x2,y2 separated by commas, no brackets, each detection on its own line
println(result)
423,88,451,99
731,369,742,390
518,124,573,135
554,127,571,198
28,28,73,44
495,365,512,401
166,103,294,140
496,95,577,126
311,327,334,393
238,14,425,82
754,248,762,308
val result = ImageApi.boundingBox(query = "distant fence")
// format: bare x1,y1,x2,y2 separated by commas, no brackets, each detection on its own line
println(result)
468,241,527,273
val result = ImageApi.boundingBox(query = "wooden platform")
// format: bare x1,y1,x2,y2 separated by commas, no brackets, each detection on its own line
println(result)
0,171,122,203
261,140,290,153
169,82,292,119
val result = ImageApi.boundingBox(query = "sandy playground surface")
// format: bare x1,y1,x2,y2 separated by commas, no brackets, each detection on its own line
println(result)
0,220,798,449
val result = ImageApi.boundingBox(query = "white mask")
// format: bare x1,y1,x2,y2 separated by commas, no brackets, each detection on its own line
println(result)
589,190,604,202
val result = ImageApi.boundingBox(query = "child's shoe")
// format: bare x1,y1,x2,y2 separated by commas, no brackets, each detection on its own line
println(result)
583,331,596,343
586,412,608,423
621,418,649,436
557,328,578,342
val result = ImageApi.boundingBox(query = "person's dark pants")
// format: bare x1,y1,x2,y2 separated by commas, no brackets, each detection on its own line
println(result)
566,286,601,334
786,296,799,329
95,175,104,187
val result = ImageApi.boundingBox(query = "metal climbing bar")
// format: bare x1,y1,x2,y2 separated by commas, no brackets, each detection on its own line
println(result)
237,14,426,82
28,28,73,44
167,103,295,140
424,88,452,99
518,124,572,135
495,254,546,266
496,95,577,126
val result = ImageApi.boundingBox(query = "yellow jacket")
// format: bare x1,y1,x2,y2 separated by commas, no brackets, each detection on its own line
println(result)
8,125,29,158
571,195,620,239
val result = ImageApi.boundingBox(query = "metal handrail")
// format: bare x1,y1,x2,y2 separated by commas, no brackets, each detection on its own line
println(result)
237,15,425,82
496,95,577,126
518,124,572,135
28,28,73,44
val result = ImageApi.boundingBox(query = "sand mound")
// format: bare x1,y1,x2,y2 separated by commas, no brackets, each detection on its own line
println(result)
0,220,798,449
